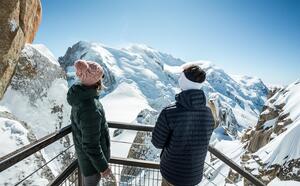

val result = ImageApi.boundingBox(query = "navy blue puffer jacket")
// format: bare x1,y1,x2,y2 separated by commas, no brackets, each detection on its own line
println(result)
152,89,214,186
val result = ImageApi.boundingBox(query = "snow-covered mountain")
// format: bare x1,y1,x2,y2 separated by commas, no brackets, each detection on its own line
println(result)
57,41,271,185
1,41,284,185
242,81,300,184
59,41,268,131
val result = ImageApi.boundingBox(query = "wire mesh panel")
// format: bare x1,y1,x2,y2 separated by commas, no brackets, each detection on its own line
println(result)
56,162,161,186
0,143,75,186
58,168,80,186
101,163,161,186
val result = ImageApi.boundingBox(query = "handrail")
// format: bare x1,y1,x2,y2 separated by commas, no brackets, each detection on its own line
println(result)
208,146,265,186
0,125,71,172
0,122,266,186
0,122,148,172
108,121,153,132
110,156,159,169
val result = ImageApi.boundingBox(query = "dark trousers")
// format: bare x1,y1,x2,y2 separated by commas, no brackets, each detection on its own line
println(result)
162,177,174,186
82,174,101,186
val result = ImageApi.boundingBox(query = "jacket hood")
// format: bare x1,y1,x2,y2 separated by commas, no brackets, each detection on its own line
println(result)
175,89,206,110
67,84,98,106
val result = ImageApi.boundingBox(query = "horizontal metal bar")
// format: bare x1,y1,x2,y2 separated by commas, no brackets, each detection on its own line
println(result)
48,160,78,186
110,157,160,169
108,122,153,132
0,122,152,172
0,125,72,172
208,146,265,186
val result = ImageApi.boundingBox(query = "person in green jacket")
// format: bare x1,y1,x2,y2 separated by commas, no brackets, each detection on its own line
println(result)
67,59,112,186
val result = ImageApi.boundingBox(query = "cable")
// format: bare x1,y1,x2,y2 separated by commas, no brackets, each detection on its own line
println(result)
204,161,239,186
15,144,75,185
111,140,149,147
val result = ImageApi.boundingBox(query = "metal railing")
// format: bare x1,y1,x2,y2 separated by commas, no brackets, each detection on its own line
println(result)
49,158,161,186
0,122,266,186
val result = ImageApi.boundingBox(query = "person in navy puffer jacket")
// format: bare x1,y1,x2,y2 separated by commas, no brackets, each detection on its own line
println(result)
152,65,214,186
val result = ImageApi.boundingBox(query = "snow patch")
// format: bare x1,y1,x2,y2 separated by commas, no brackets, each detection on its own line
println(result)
101,82,151,123
268,177,300,186
8,19,18,32
31,44,60,66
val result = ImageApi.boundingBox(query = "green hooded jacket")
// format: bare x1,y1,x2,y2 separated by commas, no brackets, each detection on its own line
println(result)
67,84,110,176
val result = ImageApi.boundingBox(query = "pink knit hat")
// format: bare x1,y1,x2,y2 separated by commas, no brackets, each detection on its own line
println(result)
74,60,104,86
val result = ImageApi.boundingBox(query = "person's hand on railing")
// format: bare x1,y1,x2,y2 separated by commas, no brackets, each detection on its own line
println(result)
101,166,113,178
101,167,118,186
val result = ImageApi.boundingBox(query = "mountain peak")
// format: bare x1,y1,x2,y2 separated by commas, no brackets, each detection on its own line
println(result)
124,43,156,52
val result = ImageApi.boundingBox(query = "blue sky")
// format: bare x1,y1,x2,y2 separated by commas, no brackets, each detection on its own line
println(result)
35,0,300,85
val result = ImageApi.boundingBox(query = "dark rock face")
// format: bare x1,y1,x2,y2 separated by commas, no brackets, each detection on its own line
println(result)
278,159,300,181
58,42,86,70
226,169,242,184
0,0,41,99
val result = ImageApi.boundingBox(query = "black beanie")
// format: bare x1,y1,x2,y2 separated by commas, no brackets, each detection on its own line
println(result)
183,65,206,83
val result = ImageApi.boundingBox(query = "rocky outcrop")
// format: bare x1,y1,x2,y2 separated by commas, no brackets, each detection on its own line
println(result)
4,44,71,134
241,82,300,184
226,169,242,184
242,88,293,153
208,94,238,137
278,159,300,181
243,128,273,153
0,0,41,99
242,155,300,185
11,44,65,102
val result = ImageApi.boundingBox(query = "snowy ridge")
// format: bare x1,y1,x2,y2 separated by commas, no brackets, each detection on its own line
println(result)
30,44,60,66
59,41,268,130
268,177,300,186
59,41,183,118
0,111,50,185
243,81,300,184
254,81,300,165
0,117,29,157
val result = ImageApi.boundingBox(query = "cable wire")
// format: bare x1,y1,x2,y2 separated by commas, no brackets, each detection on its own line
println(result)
15,144,75,185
